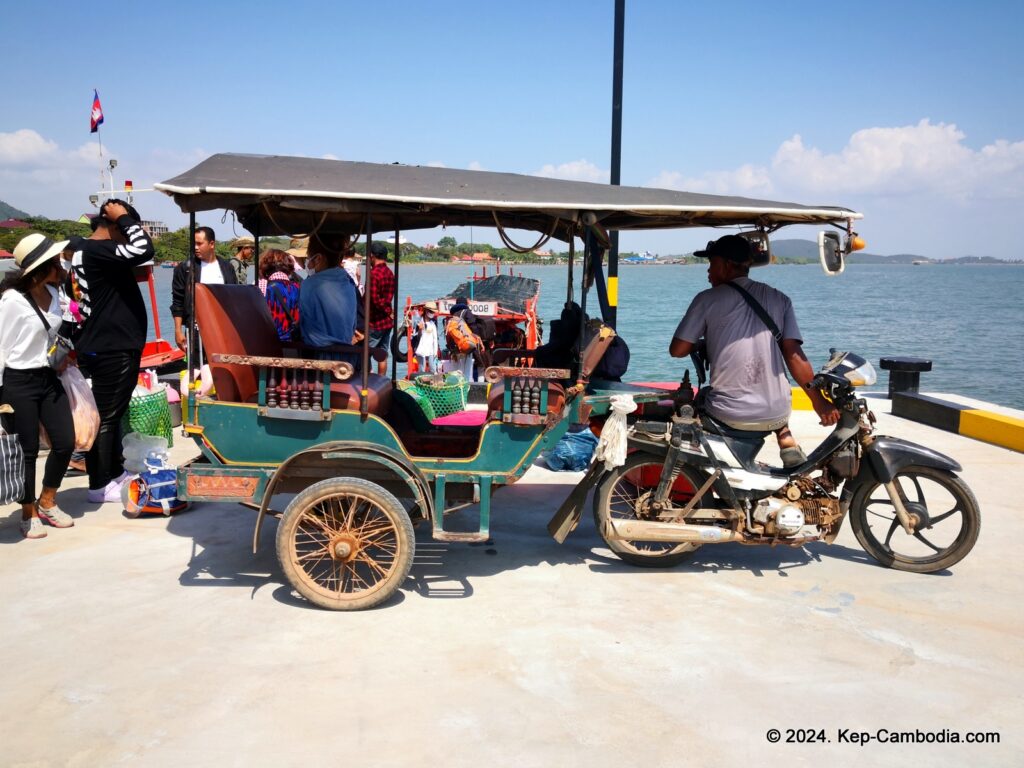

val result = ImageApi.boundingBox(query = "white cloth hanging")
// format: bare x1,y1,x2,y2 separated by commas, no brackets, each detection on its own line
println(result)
594,394,637,470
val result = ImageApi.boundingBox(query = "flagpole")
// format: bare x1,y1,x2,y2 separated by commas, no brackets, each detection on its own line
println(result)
97,125,106,196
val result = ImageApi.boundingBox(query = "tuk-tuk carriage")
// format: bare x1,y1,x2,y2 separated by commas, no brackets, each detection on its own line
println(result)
155,153,861,610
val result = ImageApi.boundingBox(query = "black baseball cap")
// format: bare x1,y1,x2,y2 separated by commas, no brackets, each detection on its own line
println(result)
693,234,753,263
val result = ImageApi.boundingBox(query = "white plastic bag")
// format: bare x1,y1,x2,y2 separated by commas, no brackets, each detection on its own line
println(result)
122,432,169,474
594,394,637,471
61,366,100,451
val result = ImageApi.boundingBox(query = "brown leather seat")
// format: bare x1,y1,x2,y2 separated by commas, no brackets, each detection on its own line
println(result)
194,284,392,414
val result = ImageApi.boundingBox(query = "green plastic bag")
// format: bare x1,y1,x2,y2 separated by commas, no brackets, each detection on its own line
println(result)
122,389,174,447
413,372,469,417
396,379,438,422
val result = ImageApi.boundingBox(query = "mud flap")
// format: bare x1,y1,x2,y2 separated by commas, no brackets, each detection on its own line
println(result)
548,462,606,543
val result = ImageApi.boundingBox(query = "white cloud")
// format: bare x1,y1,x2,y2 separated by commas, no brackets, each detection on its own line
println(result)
648,164,773,196
467,161,485,172
643,120,1024,258
321,153,340,161
535,159,607,183
0,129,208,224
0,129,59,165
0,129,98,170
649,120,1024,203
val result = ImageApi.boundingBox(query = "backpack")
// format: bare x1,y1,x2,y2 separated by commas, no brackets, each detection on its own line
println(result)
590,333,630,381
445,314,480,354
122,457,189,517
579,322,631,381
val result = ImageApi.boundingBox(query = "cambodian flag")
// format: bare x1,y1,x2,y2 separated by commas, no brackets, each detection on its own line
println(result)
90,90,104,133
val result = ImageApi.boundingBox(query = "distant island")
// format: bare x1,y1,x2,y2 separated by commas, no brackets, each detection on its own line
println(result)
762,239,1019,265
0,199,30,221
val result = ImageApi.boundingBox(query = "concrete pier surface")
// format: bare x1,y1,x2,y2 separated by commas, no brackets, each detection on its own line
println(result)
1,395,1021,767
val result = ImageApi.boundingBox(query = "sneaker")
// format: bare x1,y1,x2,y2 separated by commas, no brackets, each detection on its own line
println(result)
20,517,47,539
38,504,74,528
87,479,127,504
780,446,808,469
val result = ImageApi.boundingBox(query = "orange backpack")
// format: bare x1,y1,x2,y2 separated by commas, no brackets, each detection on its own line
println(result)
445,315,479,354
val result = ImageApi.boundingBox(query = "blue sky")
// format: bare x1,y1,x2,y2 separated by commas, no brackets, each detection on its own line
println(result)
3,0,1022,259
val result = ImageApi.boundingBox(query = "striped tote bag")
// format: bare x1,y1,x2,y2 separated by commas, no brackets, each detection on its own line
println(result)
0,430,24,505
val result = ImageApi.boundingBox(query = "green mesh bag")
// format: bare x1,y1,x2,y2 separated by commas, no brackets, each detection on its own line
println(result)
121,389,174,447
413,372,469,418
396,379,437,422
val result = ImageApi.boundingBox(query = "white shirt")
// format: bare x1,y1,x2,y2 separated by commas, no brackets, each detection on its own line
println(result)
415,321,439,357
200,259,225,285
0,285,61,385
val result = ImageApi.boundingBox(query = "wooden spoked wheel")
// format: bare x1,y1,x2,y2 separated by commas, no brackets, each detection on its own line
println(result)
276,478,414,610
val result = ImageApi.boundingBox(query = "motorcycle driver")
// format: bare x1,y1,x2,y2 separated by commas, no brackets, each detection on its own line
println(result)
669,234,838,467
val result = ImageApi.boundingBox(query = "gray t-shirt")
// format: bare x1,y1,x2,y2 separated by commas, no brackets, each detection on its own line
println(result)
674,276,801,428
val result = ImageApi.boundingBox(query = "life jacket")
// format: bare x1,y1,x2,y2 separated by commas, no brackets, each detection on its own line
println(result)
445,314,480,354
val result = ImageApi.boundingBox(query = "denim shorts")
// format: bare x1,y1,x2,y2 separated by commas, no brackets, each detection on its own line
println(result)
368,328,392,350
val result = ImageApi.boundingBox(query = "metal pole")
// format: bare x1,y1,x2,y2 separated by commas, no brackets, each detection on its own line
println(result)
607,0,625,329
360,217,373,418
566,237,575,305
253,214,260,286
187,212,196,391
391,219,401,382
576,225,591,384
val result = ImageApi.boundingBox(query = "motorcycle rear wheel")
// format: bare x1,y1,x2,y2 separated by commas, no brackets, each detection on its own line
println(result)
593,453,705,568
849,465,980,573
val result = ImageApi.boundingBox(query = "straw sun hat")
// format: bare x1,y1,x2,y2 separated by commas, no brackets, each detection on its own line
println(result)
13,233,69,276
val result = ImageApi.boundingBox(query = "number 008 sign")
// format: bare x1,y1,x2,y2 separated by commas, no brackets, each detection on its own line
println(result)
437,299,498,316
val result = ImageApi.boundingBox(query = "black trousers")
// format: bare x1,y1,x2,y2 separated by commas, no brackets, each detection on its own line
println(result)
0,367,75,504
81,350,141,490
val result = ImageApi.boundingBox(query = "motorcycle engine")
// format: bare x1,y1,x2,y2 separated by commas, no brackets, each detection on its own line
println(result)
753,498,806,536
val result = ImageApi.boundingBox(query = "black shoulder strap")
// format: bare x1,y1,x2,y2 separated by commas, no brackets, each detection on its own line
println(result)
724,281,783,349
21,291,51,332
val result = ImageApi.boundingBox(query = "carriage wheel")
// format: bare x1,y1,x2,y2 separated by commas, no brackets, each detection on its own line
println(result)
276,478,415,610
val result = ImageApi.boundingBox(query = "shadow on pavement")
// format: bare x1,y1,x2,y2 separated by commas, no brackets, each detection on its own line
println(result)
157,476,934,611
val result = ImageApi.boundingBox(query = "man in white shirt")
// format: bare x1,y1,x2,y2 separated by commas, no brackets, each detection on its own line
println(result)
170,226,237,351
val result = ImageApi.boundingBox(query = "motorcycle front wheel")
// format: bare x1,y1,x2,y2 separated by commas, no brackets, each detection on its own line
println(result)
849,465,980,573
592,453,705,568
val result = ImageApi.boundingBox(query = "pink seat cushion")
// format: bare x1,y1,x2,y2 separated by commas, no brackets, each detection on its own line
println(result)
431,410,489,428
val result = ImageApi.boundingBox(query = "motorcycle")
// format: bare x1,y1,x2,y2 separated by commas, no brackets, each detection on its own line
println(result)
556,351,980,573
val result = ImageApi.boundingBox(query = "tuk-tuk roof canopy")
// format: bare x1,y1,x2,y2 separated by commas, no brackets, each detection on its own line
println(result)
155,153,862,240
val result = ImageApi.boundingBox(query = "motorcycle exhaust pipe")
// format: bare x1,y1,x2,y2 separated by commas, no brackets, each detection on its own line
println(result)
604,519,744,544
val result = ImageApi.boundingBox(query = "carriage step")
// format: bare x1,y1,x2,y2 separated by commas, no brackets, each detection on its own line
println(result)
432,531,491,543
432,474,492,544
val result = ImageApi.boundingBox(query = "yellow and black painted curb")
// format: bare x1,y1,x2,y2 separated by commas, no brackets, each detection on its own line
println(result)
791,387,1024,453
891,392,1024,453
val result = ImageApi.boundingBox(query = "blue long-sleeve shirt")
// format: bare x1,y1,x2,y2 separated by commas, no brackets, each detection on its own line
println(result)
298,267,358,347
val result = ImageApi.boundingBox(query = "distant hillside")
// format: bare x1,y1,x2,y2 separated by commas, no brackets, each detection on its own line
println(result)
0,199,30,220
770,238,928,264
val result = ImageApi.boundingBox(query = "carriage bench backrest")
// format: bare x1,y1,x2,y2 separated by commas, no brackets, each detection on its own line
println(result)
485,322,617,423
195,284,282,403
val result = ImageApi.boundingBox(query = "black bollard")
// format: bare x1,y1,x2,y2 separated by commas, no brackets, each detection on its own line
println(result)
880,356,933,399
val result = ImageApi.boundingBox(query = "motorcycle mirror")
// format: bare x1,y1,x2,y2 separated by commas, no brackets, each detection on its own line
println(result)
739,230,773,268
818,231,845,276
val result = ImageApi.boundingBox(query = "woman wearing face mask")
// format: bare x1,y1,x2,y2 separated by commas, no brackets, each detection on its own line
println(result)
0,234,77,538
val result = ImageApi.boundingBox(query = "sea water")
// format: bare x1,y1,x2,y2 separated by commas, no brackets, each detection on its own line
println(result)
149,262,1024,409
